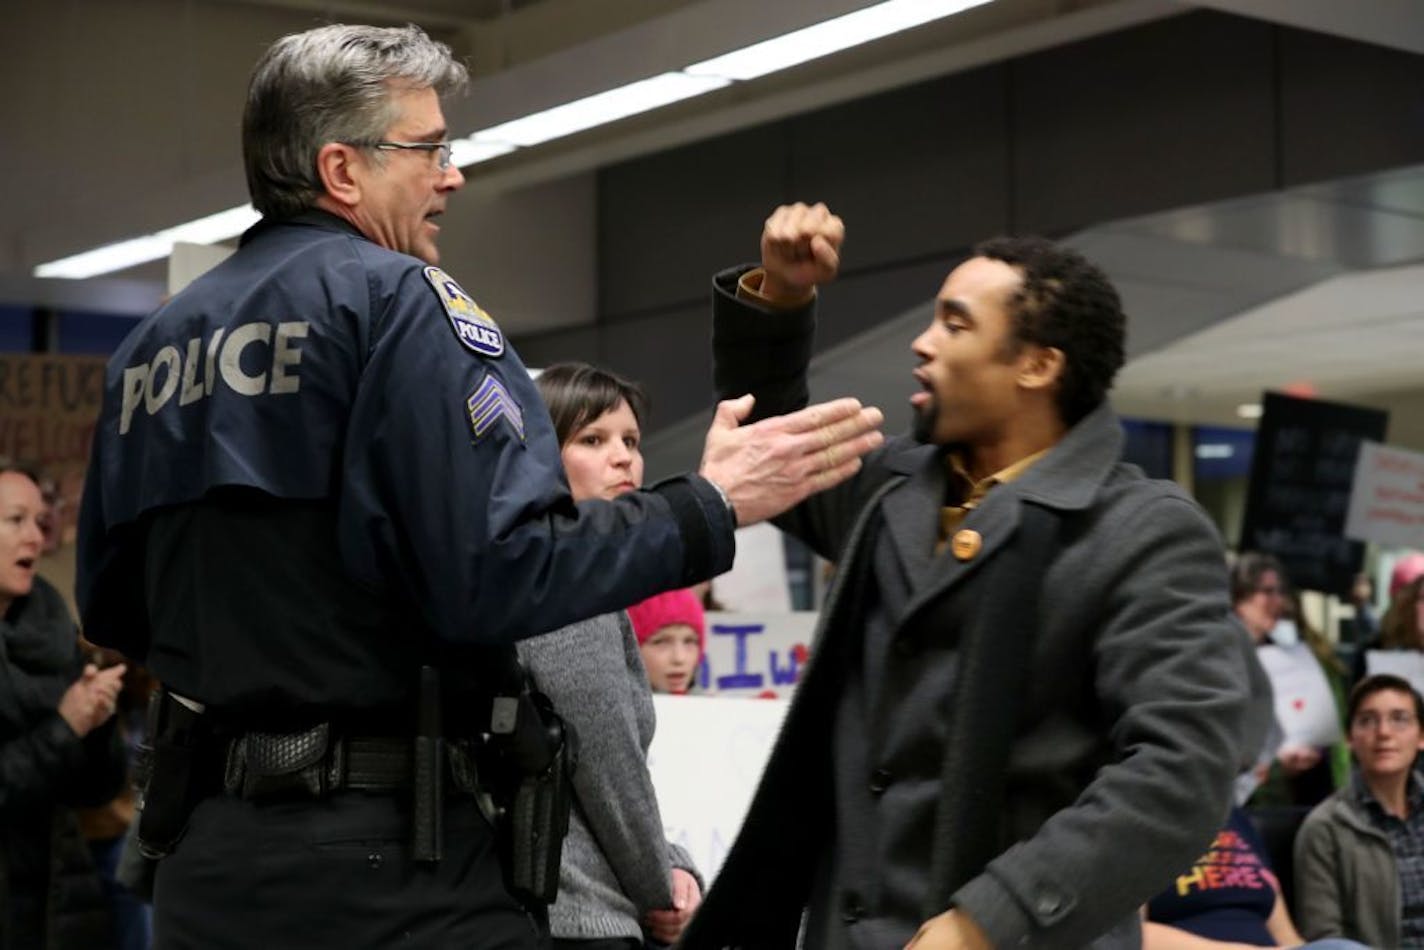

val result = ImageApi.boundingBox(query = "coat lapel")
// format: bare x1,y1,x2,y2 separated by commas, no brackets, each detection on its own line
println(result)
878,450,943,589
897,486,1022,629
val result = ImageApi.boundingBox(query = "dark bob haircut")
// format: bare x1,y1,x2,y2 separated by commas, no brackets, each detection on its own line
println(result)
535,362,649,446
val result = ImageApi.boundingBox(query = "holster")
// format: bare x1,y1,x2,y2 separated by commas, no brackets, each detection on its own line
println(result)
135,688,206,859
501,690,578,907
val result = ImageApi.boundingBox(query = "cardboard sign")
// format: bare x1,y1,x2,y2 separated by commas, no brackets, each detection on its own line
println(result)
647,693,788,884
1256,643,1343,747
0,353,107,468
1346,441,1424,550
696,611,817,698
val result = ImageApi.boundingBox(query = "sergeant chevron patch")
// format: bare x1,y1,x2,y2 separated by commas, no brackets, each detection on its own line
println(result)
467,373,525,442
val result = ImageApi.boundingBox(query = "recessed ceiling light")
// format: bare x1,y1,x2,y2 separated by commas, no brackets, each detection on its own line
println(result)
1236,403,1264,420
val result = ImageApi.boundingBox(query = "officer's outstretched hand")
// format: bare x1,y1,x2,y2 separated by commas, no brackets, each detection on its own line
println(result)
760,201,845,303
700,394,883,526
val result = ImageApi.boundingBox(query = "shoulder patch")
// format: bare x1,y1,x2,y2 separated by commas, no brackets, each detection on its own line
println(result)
467,373,525,443
423,265,504,358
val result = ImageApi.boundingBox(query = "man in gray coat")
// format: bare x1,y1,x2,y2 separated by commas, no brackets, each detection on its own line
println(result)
678,204,1256,950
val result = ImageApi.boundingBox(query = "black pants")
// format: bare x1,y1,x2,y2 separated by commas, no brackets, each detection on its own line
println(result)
153,791,539,949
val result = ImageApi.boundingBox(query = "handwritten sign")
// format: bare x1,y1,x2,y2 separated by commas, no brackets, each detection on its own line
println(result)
647,693,788,883
1345,441,1424,550
696,611,818,698
1256,643,1343,747
0,354,107,467
1239,392,1388,597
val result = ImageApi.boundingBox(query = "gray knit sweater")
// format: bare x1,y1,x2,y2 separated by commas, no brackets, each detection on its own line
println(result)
517,611,701,941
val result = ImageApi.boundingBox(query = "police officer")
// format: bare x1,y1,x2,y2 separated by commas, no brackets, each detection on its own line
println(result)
75,24,882,950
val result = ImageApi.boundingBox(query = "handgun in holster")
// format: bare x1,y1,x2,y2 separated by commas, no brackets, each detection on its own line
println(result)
135,686,206,859
499,689,578,907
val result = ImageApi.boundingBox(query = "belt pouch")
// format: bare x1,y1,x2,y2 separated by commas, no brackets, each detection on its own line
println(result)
228,723,333,799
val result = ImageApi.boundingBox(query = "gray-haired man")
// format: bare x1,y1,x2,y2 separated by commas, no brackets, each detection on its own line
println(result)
78,26,881,948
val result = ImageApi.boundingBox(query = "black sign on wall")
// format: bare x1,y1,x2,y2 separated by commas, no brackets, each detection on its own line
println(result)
1240,392,1389,597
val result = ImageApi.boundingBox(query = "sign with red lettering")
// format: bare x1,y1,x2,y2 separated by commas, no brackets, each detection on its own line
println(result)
1346,441,1424,549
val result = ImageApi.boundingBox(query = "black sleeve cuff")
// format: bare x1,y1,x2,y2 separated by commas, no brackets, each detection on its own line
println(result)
650,474,736,585
712,265,815,422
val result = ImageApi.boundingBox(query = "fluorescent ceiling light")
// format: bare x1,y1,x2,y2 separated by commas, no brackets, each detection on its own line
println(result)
159,204,261,244
35,205,258,278
34,235,175,279
451,138,517,168
1237,403,1264,420
36,0,996,278
687,0,994,81
1194,444,1234,459
470,72,731,149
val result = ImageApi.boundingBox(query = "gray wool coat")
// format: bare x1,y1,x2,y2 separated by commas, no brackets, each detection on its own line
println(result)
678,267,1258,950
517,611,701,941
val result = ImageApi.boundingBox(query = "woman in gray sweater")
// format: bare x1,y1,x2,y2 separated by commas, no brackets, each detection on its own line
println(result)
517,363,703,950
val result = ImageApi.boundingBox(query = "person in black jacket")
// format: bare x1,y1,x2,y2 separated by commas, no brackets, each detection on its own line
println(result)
0,467,127,949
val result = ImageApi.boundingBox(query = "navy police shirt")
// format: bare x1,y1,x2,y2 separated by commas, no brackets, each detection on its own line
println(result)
76,211,733,715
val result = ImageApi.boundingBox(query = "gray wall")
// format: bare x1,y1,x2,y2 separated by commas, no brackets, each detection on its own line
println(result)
511,10,1424,449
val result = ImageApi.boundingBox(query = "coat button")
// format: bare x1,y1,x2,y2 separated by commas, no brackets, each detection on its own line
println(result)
1036,894,1061,916
841,895,865,923
951,529,982,561
367,850,384,869
869,768,892,796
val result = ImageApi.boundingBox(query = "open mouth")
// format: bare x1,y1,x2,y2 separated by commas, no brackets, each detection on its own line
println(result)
910,372,933,408
15,557,34,571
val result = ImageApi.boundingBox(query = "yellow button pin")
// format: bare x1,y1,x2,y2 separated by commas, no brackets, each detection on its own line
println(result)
951,529,982,562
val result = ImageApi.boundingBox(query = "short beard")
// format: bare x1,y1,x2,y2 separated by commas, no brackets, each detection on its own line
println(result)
911,397,937,444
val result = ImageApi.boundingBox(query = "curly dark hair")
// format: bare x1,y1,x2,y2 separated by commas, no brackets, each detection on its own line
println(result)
973,236,1126,426
535,362,649,447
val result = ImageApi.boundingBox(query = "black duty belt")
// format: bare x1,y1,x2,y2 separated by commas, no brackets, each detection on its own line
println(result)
214,723,479,801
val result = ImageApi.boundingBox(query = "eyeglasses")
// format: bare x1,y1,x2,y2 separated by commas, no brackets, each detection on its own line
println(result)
1352,710,1418,731
366,140,454,171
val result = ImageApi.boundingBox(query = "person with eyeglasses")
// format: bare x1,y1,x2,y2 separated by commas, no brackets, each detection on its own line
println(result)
1231,553,1349,810
74,23,884,950
1296,674,1424,948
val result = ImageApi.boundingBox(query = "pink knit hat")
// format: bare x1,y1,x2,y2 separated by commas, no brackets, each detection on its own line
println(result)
1391,554,1424,599
626,588,706,654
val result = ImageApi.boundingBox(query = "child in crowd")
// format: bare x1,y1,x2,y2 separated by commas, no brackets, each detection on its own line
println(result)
627,589,706,695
